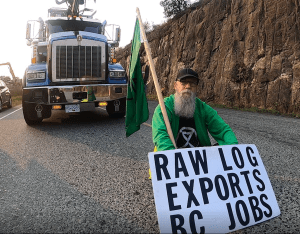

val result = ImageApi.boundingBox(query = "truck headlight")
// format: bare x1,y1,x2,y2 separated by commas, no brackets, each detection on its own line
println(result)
109,71,125,78
37,72,46,79
27,72,46,80
27,73,37,79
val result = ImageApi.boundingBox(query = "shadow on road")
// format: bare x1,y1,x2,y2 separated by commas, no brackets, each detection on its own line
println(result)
0,149,150,233
1,107,158,233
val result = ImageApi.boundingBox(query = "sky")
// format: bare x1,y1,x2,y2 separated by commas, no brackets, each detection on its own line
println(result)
0,0,168,79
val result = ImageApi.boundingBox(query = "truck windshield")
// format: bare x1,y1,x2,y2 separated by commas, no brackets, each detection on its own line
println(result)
48,20,102,34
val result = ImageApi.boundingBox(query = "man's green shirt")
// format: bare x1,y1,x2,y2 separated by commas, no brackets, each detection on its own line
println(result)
152,94,238,151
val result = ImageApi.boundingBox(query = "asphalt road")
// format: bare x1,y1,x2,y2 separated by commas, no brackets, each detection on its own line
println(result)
0,101,299,233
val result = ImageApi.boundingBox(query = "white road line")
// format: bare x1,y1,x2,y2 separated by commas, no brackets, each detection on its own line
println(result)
0,107,23,120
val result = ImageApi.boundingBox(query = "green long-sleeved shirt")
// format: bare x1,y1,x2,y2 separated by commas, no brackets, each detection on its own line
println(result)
152,94,238,151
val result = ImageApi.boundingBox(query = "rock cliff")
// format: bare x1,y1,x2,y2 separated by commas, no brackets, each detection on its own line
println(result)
116,0,300,115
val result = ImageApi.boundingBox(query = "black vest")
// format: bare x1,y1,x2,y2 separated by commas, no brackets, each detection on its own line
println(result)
176,117,201,148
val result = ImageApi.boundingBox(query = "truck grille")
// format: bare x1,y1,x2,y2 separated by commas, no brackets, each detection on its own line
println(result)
56,46,101,79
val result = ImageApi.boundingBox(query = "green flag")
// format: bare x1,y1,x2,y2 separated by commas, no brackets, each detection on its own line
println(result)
125,19,149,137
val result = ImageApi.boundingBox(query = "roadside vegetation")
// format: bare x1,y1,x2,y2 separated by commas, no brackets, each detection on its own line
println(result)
12,95,22,107
10,87,22,107
160,0,190,18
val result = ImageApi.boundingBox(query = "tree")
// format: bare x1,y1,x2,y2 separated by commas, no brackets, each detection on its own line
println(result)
160,0,190,18
143,21,152,32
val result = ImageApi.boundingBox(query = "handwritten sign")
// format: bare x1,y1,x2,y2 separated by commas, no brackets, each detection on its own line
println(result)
148,144,280,233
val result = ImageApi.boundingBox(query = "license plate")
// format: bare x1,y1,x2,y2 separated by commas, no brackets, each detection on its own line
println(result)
65,104,80,113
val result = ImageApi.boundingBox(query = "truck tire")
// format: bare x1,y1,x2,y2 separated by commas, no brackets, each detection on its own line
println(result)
106,98,126,118
109,112,125,118
0,99,2,112
42,105,52,119
22,101,43,125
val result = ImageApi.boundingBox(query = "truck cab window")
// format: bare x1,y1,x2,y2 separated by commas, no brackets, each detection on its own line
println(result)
48,20,101,34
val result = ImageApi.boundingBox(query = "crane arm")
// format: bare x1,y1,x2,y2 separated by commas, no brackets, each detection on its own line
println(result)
0,62,16,81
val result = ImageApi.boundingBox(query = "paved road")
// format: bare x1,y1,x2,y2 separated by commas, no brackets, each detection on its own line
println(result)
0,101,299,233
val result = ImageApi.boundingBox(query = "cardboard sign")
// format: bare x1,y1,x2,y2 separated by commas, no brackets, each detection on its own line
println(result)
148,144,280,234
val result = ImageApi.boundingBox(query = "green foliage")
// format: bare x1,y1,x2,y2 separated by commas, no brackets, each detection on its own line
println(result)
160,0,190,18
143,21,152,32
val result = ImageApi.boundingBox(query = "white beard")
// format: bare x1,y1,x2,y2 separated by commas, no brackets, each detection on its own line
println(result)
174,89,196,118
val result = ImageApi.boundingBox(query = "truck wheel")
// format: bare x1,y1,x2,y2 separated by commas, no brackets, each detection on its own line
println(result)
0,99,2,112
109,112,125,118
42,105,52,119
22,101,43,125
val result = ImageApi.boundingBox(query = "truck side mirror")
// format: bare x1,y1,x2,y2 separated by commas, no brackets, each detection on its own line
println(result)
115,27,121,42
26,23,31,40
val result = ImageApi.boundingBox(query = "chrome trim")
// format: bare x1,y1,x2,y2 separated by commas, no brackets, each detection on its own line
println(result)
24,84,127,103
52,39,106,82
27,71,46,80
109,70,126,78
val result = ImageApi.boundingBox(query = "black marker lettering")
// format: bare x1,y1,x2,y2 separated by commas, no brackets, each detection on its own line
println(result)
170,214,187,234
166,182,181,211
226,202,236,230
260,194,273,218
228,173,244,198
232,147,244,169
248,196,263,222
253,169,265,192
188,150,208,175
236,200,250,226
199,178,213,204
215,175,230,200
246,146,258,167
182,180,200,208
154,154,170,181
189,210,205,234
175,152,189,178
218,148,233,171
240,171,253,194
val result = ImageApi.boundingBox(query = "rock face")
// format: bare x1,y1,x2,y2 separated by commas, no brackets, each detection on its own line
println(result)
116,0,300,115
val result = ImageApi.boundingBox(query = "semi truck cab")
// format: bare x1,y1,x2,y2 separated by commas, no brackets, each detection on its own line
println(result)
23,1,127,125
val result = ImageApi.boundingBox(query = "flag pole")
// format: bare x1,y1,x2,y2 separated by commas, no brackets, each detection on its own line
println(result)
136,7,177,149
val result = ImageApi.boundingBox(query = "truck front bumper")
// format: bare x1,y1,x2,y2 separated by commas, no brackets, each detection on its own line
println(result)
23,84,127,105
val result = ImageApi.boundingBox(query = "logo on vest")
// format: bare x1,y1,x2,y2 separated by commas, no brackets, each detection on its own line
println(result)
177,127,198,148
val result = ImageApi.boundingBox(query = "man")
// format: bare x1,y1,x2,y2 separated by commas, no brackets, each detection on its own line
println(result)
152,68,238,152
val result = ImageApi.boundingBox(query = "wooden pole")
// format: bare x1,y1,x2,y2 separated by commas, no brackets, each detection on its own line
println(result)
136,7,177,149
